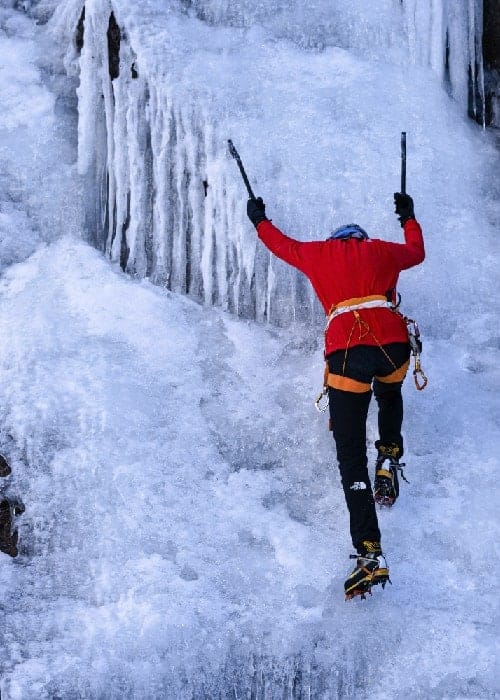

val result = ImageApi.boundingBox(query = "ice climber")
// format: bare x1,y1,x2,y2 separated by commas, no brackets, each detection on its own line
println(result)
246,193,425,600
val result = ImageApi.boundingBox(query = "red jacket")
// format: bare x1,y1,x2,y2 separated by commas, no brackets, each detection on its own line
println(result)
256,219,425,356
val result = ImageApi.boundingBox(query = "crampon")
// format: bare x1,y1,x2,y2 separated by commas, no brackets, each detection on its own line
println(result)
374,468,398,506
374,443,409,507
344,547,391,601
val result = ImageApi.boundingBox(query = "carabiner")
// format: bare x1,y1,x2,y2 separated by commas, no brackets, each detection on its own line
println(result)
314,388,330,413
413,367,428,391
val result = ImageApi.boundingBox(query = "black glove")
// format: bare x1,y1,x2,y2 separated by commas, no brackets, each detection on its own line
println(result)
394,192,415,226
247,197,268,228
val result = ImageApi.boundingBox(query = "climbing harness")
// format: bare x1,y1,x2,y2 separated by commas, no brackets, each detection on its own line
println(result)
314,295,428,411
324,295,391,335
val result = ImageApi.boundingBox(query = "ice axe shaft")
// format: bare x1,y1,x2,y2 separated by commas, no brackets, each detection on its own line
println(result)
228,140,257,201
401,131,407,194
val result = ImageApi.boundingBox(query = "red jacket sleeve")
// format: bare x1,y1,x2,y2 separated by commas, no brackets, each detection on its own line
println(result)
256,217,425,284
256,220,323,276
384,219,425,270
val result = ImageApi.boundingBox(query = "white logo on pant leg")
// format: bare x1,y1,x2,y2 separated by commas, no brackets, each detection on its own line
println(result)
350,481,367,490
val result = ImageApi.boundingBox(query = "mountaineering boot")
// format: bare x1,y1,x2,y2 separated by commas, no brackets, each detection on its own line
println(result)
0,498,24,557
374,443,407,506
0,454,11,477
344,541,391,600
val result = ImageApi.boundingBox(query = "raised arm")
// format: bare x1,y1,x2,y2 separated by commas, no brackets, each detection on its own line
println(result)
247,198,321,275
390,193,425,269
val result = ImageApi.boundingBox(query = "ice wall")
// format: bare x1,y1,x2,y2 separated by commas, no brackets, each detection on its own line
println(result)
0,3,82,272
186,0,487,120
401,0,485,123
53,0,498,331
55,0,312,324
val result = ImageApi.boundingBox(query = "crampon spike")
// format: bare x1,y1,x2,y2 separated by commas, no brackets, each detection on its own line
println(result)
376,495,396,507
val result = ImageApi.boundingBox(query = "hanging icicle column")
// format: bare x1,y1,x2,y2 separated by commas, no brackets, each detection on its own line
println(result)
71,0,290,324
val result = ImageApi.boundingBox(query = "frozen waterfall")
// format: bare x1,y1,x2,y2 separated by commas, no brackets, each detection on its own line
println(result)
0,2,499,697
51,0,497,328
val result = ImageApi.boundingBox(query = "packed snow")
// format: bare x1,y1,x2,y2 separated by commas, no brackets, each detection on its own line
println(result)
0,1,499,698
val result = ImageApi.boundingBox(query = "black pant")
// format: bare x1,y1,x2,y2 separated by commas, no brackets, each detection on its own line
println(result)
327,343,410,552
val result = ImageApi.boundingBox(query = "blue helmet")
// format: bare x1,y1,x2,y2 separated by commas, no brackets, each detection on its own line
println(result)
328,224,369,241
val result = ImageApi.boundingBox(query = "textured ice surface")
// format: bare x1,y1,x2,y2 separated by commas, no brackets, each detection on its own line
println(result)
0,237,498,698
0,2,498,698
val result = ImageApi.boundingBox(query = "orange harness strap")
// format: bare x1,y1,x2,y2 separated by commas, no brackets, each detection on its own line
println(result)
323,357,410,395
326,373,371,393
329,294,389,312
375,359,410,384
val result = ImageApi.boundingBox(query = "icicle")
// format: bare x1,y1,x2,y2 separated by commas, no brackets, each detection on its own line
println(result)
76,0,102,176
200,122,215,306
101,14,116,258
429,0,445,83
109,60,130,263
149,84,170,286
172,104,189,294
473,0,486,128
124,75,151,277
468,0,478,120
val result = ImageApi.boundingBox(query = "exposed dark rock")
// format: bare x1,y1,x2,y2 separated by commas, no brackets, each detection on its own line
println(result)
76,6,85,53
483,0,500,126
107,12,120,80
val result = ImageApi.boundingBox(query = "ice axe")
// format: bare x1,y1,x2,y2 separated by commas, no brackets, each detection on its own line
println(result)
400,131,406,194
227,140,257,201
